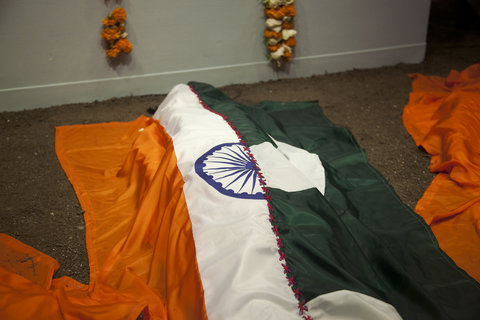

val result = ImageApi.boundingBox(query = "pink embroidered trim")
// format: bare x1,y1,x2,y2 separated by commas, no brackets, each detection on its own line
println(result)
188,84,313,320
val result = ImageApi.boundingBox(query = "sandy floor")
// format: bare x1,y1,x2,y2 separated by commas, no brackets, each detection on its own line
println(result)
1,2,479,285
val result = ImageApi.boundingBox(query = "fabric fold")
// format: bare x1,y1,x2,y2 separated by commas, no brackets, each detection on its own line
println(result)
1,116,207,320
403,63,480,281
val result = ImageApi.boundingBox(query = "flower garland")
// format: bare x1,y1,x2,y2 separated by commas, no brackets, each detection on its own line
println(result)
264,0,297,66
101,8,132,58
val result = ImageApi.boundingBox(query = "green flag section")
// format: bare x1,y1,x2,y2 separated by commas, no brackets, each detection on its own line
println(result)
189,81,480,320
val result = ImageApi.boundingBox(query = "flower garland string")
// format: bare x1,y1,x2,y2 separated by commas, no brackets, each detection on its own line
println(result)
101,8,132,58
264,0,297,66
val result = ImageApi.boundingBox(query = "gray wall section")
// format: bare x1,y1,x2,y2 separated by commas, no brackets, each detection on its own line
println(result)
0,0,430,111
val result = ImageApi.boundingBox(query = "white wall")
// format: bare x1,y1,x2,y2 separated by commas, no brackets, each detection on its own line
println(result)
0,0,430,111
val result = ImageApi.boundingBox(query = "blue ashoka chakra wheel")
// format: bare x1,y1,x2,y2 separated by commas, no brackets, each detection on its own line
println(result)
195,143,264,199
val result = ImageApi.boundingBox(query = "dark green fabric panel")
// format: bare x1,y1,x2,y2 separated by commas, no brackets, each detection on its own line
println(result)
189,81,480,320
258,97,480,320
188,82,271,146
271,185,447,319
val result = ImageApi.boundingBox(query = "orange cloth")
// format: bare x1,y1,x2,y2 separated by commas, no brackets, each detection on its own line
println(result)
0,116,207,319
403,63,480,282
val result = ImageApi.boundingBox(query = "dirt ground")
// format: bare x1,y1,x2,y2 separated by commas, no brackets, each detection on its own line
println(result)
1,2,479,285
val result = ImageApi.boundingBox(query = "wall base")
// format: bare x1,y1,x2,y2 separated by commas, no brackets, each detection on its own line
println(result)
0,43,425,111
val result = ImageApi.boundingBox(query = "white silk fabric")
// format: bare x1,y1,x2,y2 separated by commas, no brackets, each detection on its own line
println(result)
154,84,302,319
153,84,402,320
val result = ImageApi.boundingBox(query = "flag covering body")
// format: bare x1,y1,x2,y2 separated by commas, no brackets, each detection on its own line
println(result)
0,81,479,319
403,63,480,282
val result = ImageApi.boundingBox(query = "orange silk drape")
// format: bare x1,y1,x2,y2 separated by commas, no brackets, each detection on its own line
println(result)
403,64,480,282
0,116,207,319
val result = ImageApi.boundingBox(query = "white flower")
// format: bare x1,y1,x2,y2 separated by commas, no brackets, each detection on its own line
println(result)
282,29,296,41
267,38,279,46
264,0,283,9
121,32,128,38
265,18,282,29
265,0,295,8
282,44,292,52
270,46,285,60
272,26,282,33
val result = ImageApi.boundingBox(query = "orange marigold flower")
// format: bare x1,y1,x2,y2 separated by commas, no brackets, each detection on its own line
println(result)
267,44,280,52
285,37,296,47
265,4,296,19
101,28,121,41
282,20,294,30
103,17,116,26
284,50,292,61
106,47,121,58
115,38,133,54
111,8,127,23
264,8,284,19
283,5,296,16
264,29,281,39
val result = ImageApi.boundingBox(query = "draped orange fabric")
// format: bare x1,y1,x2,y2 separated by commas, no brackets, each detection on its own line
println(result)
0,116,207,319
403,63,480,282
